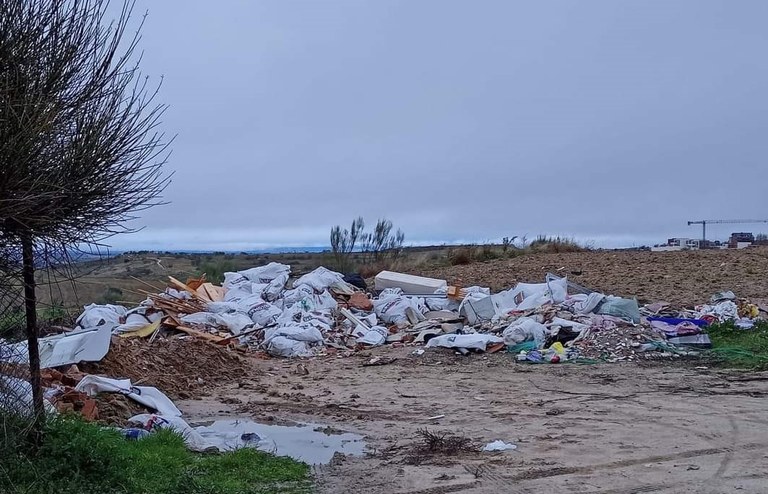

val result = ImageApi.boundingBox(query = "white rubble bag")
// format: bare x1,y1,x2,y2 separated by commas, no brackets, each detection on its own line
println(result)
293,267,345,292
75,375,181,417
243,300,282,326
223,272,251,290
263,324,324,357
502,317,547,346
282,284,315,308
427,286,490,312
113,308,163,334
75,304,127,331
263,273,289,302
425,333,503,351
353,325,388,346
373,290,427,325
179,311,253,335
492,277,568,313
238,262,291,284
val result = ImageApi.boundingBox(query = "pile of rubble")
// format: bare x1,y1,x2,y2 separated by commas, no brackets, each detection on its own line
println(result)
2,262,766,451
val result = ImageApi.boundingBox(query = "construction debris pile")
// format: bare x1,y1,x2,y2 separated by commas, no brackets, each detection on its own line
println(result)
2,262,766,451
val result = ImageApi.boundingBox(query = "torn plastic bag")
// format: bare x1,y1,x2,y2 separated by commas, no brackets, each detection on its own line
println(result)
293,267,345,292
75,303,127,331
566,292,605,314
76,375,181,417
502,317,547,346
596,296,641,323
238,262,291,284
425,333,503,351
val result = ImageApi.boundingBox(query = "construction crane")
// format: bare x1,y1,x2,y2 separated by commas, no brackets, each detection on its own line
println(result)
687,219,768,245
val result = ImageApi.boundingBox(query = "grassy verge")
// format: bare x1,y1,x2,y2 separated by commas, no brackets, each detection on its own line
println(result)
0,415,310,494
706,320,768,370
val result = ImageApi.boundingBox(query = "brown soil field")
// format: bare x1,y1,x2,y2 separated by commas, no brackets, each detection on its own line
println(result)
416,247,768,306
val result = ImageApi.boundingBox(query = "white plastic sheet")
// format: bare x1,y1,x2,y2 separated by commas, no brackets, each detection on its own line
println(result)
129,413,215,452
75,375,181,417
4,325,113,368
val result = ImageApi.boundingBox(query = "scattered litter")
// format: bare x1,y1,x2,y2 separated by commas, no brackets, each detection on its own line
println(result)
482,440,517,452
362,356,397,367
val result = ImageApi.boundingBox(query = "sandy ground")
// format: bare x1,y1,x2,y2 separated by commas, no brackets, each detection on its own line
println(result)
176,347,768,494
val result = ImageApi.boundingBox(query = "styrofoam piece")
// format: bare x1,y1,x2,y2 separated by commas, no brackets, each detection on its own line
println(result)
374,271,447,295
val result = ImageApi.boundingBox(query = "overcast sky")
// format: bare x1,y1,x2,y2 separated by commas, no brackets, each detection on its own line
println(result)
113,0,768,251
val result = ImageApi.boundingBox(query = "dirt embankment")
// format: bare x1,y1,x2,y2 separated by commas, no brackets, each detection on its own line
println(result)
415,248,768,306
81,337,254,400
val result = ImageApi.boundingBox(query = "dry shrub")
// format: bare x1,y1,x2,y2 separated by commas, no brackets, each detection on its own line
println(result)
448,247,474,266
415,428,478,455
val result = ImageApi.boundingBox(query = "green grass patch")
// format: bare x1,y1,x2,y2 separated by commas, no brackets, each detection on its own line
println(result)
706,320,768,370
0,415,311,494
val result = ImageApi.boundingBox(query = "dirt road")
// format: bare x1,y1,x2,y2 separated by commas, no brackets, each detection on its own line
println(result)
177,347,768,493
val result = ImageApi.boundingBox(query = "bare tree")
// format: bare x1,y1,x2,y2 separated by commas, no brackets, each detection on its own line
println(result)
330,217,364,273
0,0,171,435
361,218,405,264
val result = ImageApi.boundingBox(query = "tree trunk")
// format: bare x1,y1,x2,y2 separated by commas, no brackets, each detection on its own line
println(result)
21,234,44,440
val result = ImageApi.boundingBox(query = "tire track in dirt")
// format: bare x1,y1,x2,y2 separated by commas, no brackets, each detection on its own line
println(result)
484,442,768,483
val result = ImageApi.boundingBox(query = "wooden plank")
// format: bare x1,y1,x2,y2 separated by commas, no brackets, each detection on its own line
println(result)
174,325,226,343
169,276,211,302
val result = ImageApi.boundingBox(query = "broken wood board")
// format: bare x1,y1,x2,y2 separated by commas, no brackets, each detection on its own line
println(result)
174,325,226,343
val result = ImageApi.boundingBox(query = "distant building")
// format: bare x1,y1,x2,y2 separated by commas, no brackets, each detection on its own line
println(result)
651,238,700,252
729,232,754,249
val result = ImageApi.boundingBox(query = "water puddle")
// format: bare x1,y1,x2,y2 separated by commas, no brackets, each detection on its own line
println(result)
192,419,366,464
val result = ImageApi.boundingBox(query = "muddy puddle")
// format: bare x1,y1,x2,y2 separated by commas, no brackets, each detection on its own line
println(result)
192,418,366,464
